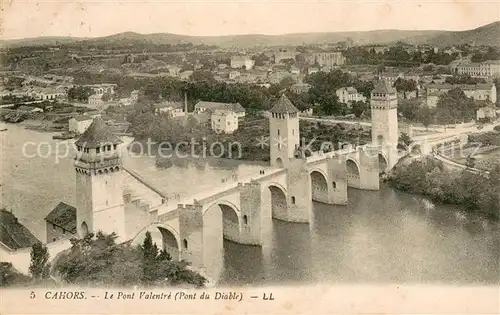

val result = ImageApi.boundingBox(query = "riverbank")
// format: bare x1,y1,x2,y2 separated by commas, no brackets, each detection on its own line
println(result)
387,155,500,219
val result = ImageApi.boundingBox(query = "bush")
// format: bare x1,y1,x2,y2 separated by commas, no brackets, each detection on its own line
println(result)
388,157,500,218
0,262,31,287
54,232,206,288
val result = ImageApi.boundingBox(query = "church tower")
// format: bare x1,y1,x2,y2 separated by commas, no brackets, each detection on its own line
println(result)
370,79,399,168
74,117,125,240
269,94,300,168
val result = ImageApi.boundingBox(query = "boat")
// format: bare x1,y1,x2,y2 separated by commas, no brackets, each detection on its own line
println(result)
52,131,76,140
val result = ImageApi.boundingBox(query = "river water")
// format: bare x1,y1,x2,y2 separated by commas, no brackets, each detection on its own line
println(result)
1,124,499,286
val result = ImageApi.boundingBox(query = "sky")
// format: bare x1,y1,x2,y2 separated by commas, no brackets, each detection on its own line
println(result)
1,0,500,40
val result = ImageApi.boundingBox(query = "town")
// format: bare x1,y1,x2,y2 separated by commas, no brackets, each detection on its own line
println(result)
1,20,499,290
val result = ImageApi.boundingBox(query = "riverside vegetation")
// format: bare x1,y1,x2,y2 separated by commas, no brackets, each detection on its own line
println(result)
387,156,500,219
1,231,206,288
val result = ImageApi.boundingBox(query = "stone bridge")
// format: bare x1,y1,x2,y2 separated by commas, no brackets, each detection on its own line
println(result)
125,144,391,279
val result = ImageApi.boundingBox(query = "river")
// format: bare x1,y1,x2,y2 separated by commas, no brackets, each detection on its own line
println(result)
1,124,499,286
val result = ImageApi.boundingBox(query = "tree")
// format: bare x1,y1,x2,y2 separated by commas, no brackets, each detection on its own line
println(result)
350,101,369,118
418,107,434,130
398,132,413,152
29,242,50,281
141,231,159,284
436,88,478,124
279,77,295,90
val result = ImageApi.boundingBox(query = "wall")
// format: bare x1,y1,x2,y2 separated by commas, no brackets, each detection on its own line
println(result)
0,239,71,275
45,222,73,243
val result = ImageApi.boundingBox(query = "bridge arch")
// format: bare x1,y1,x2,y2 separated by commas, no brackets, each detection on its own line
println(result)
346,158,360,175
309,169,328,202
203,200,241,241
378,152,388,173
268,184,287,219
131,223,181,260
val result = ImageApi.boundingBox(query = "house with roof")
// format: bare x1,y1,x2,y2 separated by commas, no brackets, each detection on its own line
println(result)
194,101,246,118
88,94,104,106
211,109,239,134
425,83,497,107
335,87,367,106
0,209,40,251
230,56,255,70
82,83,117,95
45,202,77,243
29,87,66,101
476,106,497,121
290,83,311,94
69,115,95,134
154,101,186,118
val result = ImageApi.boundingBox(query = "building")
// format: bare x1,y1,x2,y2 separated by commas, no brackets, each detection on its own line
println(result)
45,202,77,243
74,117,126,241
309,52,346,68
229,71,241,80
269,94,300,169
69,115,94,134
476,106,497,120
308,67,320,75
290,83,311,94
88,94,104,105
130,90,139,101
29,87,66,100
268,70,292,84
450,60,500,78
425,83,497,107
211,109,239,134
370,79,399,170
274,50,298,64
83,84,117,95
230,56,255,70
335,87,367,106
179,71,193,81
289,66,300,75
0,209,40,251
155,101,186,118
194,101,246,118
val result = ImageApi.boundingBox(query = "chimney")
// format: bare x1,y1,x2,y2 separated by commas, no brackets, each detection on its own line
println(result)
184,92,188,113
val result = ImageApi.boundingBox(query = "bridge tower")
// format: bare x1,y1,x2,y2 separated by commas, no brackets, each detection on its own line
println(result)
74,117,126,241
370,79,399,169
269,94,301,169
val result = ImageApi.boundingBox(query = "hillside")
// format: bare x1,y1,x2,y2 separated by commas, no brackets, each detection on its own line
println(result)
424,21,500,46
1,21,498,49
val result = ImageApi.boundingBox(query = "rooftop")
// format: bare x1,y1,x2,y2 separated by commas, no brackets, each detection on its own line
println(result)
74,116,123,148
0,209,40,250
372,79,397,94
195,101,246,113
45,202,77,234
270,94,299,114
71,115,94,122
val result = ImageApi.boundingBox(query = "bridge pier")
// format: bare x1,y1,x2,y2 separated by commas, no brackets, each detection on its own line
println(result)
327,156,348,205
237,182,263,245
276,159,312,223
178,203,205,270
358,147,380,191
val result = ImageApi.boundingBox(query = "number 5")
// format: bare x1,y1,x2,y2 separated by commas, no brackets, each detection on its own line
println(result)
30,291,35,299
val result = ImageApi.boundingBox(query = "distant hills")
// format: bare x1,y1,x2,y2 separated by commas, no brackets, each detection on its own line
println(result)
2,21,499,49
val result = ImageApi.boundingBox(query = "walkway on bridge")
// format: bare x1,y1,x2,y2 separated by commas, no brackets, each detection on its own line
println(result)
123,165,286,215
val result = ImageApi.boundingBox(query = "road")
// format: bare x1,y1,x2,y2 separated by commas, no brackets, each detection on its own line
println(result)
300,116,500,142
